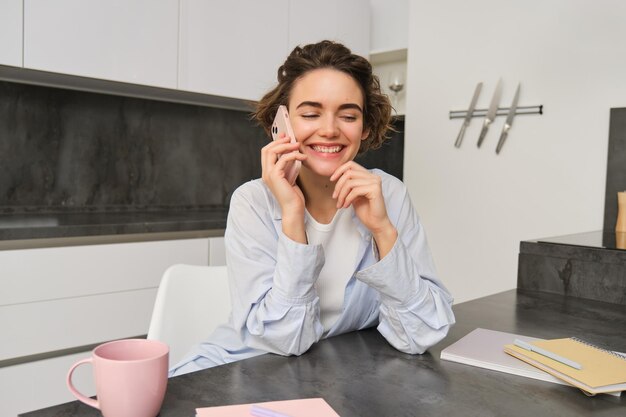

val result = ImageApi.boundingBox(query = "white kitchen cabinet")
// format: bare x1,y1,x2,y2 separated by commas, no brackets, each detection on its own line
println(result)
0,0,22,67
1,350,96,416
18,0,371,99
0,238,209,362
0,237,210,416
208,236,226,266
289,0,370,58
369,0,409,54
23,0,178,88
178,0,289,101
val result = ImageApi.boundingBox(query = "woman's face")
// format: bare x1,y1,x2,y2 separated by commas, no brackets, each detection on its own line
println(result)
288,68,368,179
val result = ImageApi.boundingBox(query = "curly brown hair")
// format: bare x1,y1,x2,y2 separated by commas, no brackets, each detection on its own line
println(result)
253,40,393,153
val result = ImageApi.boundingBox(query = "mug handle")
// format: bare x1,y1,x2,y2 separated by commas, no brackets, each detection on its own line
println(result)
66,358,100,410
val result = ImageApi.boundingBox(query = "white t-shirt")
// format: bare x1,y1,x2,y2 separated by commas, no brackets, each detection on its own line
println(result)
305,207,361,333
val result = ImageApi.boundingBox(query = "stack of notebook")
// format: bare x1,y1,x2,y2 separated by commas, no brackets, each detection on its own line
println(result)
441,328,626,396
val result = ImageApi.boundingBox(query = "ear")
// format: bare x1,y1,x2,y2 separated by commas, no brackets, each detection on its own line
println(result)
361,128,370,141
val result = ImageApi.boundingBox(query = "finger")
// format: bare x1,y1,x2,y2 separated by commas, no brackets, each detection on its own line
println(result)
275,143,301,160
341,184,378,208
334,178,375,208
332,168,375,199
276,131,296,142
263,138,299,156
337,172,383,207
275,151,306,169
331,168,351,199
262,142,283,174
262,135,289,151
330,161,367,182
266,152,306,185
261,138,285,169
262,140,300,169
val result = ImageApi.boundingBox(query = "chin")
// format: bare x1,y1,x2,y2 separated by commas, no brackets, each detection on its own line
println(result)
303,162,341,179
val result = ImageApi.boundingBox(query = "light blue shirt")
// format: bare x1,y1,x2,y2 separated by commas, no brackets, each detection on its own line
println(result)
169,169,455,377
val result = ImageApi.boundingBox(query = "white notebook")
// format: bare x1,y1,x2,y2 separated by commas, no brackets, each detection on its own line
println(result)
440,328,567,385
440,328,622,396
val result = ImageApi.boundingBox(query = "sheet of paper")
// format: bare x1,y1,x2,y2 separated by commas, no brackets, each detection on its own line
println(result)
196,397,340,417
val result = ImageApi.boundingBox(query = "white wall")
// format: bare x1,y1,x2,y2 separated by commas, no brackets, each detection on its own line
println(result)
369,0,409,115
405,0,626,303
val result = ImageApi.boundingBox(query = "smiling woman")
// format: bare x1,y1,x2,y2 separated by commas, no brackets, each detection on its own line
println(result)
169,40,455,377
288,69,368,180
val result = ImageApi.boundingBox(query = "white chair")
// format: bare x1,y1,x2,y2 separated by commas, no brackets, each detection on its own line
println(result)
147,264,231,369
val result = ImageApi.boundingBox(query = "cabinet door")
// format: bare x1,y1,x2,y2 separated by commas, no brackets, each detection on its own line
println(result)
288,0,370,58
178,0,289,101
0,0,22,67
0,238,209,361
23,0,178,88
369,0,409,53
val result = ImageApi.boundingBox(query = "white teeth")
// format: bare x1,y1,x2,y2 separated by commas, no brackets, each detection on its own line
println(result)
312,145,342,153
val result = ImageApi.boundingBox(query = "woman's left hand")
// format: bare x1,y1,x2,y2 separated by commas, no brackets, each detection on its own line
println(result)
330,162,398,257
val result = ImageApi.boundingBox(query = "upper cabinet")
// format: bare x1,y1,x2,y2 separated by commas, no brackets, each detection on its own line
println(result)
289,0,370,58
179,0,370,101
0,0,23,67
23,0,179,88
369,0,408,54
4,1,371,101
178,0,289,102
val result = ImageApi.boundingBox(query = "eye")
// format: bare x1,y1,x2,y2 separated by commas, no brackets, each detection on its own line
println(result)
301,113,319,119
340,114,358,122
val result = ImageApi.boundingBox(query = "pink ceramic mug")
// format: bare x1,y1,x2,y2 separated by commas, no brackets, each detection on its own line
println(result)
66,339,169,417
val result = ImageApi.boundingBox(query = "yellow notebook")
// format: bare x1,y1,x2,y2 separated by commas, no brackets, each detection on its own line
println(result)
504,337,626,396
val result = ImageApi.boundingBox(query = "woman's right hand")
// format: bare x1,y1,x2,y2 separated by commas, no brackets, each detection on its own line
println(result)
261,136,308,243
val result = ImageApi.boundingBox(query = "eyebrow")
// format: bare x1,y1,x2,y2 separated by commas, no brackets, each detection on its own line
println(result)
295,101,363,113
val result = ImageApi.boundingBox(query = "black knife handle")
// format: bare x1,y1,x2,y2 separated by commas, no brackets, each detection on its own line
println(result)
477,123,489,148
496,131,508,154
455,123,467,148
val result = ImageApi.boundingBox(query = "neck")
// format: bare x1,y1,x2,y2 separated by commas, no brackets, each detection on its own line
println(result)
298,168,339,224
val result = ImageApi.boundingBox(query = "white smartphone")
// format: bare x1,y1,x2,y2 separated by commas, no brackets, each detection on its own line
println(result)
271,105,301,185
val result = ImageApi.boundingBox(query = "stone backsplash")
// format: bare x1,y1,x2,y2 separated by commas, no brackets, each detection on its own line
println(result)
0,80,404,215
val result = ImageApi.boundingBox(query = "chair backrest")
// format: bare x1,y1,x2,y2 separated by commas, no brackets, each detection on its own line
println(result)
147,264,231,368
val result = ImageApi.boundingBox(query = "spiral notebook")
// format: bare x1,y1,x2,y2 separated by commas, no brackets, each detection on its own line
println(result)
504,338,626,395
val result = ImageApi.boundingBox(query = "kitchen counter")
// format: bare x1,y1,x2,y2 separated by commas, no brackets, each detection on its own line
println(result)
532,230,626,252
0,208,227,248
20,289,626,417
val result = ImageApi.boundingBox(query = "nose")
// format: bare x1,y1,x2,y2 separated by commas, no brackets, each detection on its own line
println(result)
318,114,339,138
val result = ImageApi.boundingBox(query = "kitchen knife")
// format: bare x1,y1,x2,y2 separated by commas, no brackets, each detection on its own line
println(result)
454,82,483,148
477,78,503,148
496,83,521,154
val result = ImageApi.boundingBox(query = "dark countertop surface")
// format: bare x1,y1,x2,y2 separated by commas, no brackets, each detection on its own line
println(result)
521,230,626,266
20,289,626,417
531,230,626,252
0,208,227,241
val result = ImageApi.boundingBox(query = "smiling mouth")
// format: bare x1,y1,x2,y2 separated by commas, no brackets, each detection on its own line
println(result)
311,145,343,153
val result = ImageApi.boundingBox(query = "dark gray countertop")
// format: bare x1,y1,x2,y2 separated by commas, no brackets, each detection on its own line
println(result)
0,209,227,241
524,230,626,259
20,289,626,417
